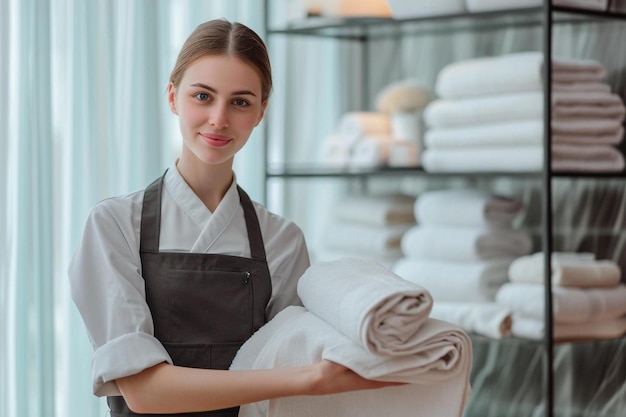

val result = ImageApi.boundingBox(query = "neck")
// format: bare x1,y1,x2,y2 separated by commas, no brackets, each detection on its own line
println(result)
176,154,233,213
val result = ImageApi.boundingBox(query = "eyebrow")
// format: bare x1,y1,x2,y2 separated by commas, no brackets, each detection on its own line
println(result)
190,83,257,97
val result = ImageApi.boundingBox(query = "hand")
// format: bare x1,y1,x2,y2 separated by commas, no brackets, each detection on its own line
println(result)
307,360,406,396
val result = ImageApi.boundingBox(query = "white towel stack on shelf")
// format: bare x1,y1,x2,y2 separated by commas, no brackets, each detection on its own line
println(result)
317,194,416,267
392,189,531,338
321,112,393,169
423,52,625,173
495,252,626,341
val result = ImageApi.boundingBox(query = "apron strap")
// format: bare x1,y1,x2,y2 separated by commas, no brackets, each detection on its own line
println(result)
237,185,268,261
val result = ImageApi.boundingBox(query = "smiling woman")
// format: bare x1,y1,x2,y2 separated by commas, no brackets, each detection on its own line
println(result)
67,18,398,417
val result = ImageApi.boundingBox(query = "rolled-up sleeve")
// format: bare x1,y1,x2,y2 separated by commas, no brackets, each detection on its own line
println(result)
69,199,172,396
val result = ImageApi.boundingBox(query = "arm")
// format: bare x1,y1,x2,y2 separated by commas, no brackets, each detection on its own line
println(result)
117,360,400,414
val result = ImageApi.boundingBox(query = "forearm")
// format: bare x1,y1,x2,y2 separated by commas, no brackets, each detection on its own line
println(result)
117,362,316,414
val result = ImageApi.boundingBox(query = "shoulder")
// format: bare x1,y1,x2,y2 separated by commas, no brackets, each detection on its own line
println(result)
251,200,306,247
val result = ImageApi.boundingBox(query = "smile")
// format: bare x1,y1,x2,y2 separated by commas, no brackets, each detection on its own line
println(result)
200,133,232,147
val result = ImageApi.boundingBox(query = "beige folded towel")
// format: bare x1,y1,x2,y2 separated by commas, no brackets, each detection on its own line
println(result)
552,143,625,172
552,91,626,120
508,252,622,287
298,257,434,356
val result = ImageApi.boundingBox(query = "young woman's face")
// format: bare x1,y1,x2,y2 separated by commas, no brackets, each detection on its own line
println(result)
168,54,267,166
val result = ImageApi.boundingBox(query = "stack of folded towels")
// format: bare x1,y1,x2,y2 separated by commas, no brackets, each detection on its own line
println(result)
317,193,416,267
392,189,532,339
422,51,625,173
231,257,473,417
495,252,626,341
321,111,393,169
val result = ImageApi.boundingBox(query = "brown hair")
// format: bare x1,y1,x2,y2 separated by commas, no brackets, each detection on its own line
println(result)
169,19,272,101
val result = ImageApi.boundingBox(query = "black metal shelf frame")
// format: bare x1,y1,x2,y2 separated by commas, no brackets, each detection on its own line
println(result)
261,2,626,417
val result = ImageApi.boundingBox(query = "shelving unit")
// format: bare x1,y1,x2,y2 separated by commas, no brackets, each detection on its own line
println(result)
262,2,626,416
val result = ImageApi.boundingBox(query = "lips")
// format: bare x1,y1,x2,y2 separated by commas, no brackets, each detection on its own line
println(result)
200,133,232,147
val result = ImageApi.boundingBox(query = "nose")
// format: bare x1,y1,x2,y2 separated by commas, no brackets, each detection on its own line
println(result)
209,102,229,129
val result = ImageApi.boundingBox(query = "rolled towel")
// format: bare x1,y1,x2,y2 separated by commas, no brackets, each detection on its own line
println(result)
321,134,351,167
401,225,533,261
435,52,606,99
414,189,524,229
495,282,626,323
424,120,543,149
338,112,391,148
430,301,512,339
508,252,622,287
231,306,473,417
552,143,625,172
422,145,543,173
348,135,391,169
511,314,626,341
423,92,543,128
333,194,416,226
393,258,513,302
297,257,433,356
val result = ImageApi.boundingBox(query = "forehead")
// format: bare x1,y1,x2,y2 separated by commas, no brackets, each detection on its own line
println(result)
182,54,262,93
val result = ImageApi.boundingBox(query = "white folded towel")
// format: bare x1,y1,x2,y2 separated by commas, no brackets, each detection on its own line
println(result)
552,143,625,172
423,92,543,128
495,282,626,323
424,120,543,149
508,252,622,287
435,52,606,99
297,257,433,356
466,0,542,12
349,135,391,169
388,140,421,167
401,225,533,261
414,189,524,229
430,301,512,339
231,306,473,417
393,258,513,302
314,247,402,269
321,134,351,167
422,145,543,173
322,219,413,255
552,0,609,11
333,194,416,226
511,314,626,341
338,112,391,147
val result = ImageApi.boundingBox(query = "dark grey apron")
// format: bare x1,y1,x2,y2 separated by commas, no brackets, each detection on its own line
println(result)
108,172,272,416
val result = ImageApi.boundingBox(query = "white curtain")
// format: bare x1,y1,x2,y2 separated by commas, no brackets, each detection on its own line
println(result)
1,1,268,416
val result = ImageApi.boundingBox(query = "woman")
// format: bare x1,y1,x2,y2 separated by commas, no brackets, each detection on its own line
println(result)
69,18,396,416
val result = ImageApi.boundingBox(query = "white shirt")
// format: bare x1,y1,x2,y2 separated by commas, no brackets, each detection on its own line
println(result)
69,166,310,396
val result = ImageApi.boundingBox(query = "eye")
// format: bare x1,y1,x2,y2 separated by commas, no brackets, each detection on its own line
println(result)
194,92,210,101
232,98,250,107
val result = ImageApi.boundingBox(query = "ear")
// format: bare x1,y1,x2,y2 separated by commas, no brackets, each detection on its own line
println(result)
254,100,269,127
167,82,178,115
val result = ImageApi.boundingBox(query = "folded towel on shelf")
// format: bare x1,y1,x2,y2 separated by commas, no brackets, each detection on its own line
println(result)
424,120,543,149
508,252,622,287
388,140,421,167
553,81,612,94
387,0,466,19
338,112,391,147
314,247,402,269
321,134,351,167
552,0,609,11
511,314,626,341
333,194,416,226
231,306,473,417
414,189,524,229
552,91,626,120
552,143,625,172
430,301,512,339
552,118,624,145
422,145,543,173
465,0,542,12
348,135,392,169
435,52,606,99
423,92,543,128
393,258,513,302
495,282,626,323
552,128,624,146
401,225,533,261
322,219,413,255
297,257,433,356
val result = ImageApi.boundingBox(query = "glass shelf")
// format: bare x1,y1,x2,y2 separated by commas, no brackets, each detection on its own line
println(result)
268,6,626,41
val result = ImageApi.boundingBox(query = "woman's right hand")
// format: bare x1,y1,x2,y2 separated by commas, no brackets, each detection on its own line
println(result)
306,360,406,396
